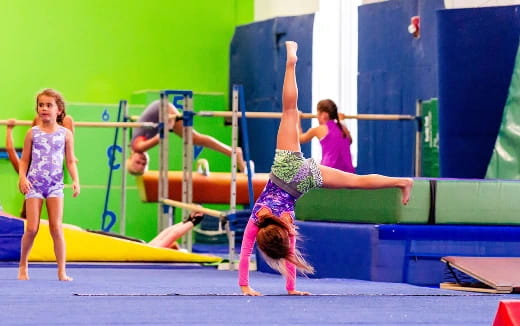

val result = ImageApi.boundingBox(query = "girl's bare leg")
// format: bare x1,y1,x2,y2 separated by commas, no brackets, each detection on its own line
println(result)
18,198,43,280
149,222,194,248
47,197,72,281
319,165,413,204
276,41,301,152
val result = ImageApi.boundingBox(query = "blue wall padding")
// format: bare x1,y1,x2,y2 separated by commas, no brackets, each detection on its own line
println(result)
230,15,314,172
357,0,444,176
437,6,520,178
256,221,520,285
378,224,520,242
298,221,375,280
256,221,376,280
0,215,23,261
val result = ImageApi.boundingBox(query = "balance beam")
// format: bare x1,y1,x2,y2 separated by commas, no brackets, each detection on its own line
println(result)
137,171,269,204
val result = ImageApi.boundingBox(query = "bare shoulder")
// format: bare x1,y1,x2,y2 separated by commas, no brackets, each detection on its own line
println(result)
64,127,74,140
315,124,328,139
63,115,75,124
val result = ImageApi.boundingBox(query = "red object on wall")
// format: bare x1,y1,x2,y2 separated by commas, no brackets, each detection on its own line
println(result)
408,16,420,38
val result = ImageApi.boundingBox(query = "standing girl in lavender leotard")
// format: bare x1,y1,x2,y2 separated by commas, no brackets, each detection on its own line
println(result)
18,89,80,281
238,41,413,296
299,99,355,173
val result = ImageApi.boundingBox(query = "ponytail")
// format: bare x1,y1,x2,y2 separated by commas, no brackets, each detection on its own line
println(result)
317,99,346,138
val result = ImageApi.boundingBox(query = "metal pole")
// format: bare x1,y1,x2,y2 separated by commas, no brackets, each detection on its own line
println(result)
183,94,194,252
158,93,171,233
415,100,423,177
225,86,240,271
120,100,128,235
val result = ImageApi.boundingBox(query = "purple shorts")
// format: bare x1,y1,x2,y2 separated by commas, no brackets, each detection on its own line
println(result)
25,182,64,199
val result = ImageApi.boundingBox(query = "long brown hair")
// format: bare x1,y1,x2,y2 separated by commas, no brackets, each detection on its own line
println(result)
36,88,66,125
317,99,346,138
256,212,314,277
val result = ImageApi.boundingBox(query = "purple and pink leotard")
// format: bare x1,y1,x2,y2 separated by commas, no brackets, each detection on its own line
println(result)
238,150,323,291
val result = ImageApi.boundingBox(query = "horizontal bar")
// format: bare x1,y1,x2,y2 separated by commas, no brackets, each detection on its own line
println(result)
197,111,416,121
129,111,416,121
159,198,227,219
128,114,179,122
0,120,157,129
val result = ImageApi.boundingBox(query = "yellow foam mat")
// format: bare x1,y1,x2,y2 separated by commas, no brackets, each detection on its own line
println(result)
28,220,221,263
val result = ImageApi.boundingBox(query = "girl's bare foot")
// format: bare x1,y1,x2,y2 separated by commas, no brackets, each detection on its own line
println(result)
17,267,29,281
288,289,311,296
400,178,414,205
286,41,298,66
240,285,262,296
58,273,73,281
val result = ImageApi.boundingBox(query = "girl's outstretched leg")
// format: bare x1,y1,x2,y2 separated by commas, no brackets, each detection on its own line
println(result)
319,165,414,205
276,41,300,152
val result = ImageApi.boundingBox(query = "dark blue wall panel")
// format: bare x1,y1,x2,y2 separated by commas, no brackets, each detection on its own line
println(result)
358,0,444,176
0,215,23,261
437,6,520,178
230,15,314,172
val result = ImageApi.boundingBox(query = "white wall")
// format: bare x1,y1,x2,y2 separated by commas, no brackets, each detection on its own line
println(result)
253,0,361,165
312,1,361,165
254,0,319,21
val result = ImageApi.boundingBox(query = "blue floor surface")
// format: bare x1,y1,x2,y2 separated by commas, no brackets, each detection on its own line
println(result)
1,263,517,325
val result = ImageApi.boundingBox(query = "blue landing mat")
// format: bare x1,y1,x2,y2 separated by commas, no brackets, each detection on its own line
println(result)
0,264,517,325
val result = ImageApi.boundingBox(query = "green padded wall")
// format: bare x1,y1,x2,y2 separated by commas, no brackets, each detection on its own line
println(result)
64,102,158,240
486,43,520,179
295,179,430,224
0,0,253,222
435,180,520,225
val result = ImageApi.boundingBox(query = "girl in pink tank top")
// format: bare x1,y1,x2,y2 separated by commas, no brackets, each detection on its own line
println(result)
299,99,355,173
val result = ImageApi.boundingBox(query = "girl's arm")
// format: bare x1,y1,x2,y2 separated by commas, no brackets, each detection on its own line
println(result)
18,130,33,194
299,112,327,143
285,235,310,295
65,129,80,197
299,126,319,144
298,111,316,144
6,119,20,173
131,134,160,153
239,220,261,296
63,115,75,134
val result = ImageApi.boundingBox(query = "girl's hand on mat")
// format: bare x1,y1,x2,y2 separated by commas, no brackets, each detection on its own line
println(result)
288,290,311,296
241,285,261,296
